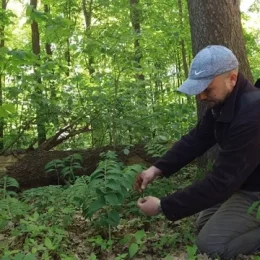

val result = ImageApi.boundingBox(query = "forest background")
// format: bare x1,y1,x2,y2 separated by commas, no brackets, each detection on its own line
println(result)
1,0,260,260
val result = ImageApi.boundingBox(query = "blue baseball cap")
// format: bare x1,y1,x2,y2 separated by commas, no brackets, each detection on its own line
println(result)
177,45,239,95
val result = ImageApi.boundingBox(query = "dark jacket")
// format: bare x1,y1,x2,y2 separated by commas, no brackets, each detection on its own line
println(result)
154,73,260,221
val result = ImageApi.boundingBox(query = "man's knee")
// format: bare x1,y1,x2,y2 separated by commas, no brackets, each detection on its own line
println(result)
195,232,225,258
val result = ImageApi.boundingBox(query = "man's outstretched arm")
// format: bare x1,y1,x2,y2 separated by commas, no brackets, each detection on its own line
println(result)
154,109,217,177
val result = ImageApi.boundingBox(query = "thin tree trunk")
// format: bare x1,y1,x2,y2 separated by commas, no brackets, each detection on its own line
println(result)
44,5,52,56
30,0,46,145
178,0,189,79
65,38,70,77
82,0,95,75
130,0,144,81
44,4,59,126
187,0,253,168
0,0,7,150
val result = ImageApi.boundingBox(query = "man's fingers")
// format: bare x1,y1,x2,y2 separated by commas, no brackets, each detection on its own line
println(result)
137,197,147,207
134,174,143,193
141,179,148,190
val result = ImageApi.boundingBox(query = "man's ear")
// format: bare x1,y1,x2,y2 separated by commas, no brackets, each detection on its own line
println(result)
230,71,238,88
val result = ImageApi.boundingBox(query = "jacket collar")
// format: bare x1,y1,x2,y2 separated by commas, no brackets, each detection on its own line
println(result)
213,73,248,123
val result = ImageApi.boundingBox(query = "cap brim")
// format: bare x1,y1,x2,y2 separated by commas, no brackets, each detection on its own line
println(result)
177,78,213,95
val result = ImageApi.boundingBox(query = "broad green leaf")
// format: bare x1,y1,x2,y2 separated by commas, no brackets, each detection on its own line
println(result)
44,237,55,250
116,193,124,204
134,229,145,243
13,253,24,260
129,243,139,258
105,193,119,206
186,245,198,258
106,174,121,181
90,169,103,181
106,169,121,175
23,253,37,260
107,210,120,227
87,196,106,215
106,180,121,191
89,253,97,260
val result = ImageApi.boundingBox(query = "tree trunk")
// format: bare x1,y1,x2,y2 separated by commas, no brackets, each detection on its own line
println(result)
178,0,189,79
82,0,95,75
0,0,7,150
187,0,253,168
44,5,52,56
130,0,145,81
30,0,46,145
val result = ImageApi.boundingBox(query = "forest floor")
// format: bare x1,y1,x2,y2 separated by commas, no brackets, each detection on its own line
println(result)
1,148,260,260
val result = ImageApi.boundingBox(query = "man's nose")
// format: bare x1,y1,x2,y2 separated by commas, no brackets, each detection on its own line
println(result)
198,91,207,101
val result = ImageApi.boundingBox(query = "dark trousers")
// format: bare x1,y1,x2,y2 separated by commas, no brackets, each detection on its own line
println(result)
195,190,260,259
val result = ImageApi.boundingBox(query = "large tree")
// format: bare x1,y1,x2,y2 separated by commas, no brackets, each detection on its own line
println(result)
187,0,254,167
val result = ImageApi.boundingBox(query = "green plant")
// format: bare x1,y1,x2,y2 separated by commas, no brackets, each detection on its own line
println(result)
2,251,37,260
11,212,71,259
153,233,180,251
119,229,146,259
22,186,75,227
186,244,198,260
115,253,128,260
0,197,29,232
44,153,83,185
82,151,142,240
0,176,19,199
145,141,168,158
248,200,260,220
88,235,114,252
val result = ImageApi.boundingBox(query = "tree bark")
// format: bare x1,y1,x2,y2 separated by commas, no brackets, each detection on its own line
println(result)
178,0,189,79
44,5,52,56
30,0,46,145
0,0,7,150
82,0,95,75
130,0,145,81
187,0,253,168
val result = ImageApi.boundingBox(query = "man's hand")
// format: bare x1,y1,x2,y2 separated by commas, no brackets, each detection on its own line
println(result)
137,196,161,216
133,166,162,193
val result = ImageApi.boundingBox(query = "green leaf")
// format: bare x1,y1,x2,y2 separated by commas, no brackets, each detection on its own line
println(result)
107,210,120,227
164,255,173,260
0,219,8,230
129,243,139,258
106,174,121,181
90,169,103,181
89,253,97,260
2,104,16,114
0,107,9,118
105,193,119,206
87,196,106,215
248,201,260,215
26,5,33,17
23,253,37,260
44,237,55,250
106,180,121,191
13,253,24,260
186,245,198,258
134,229,145,243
